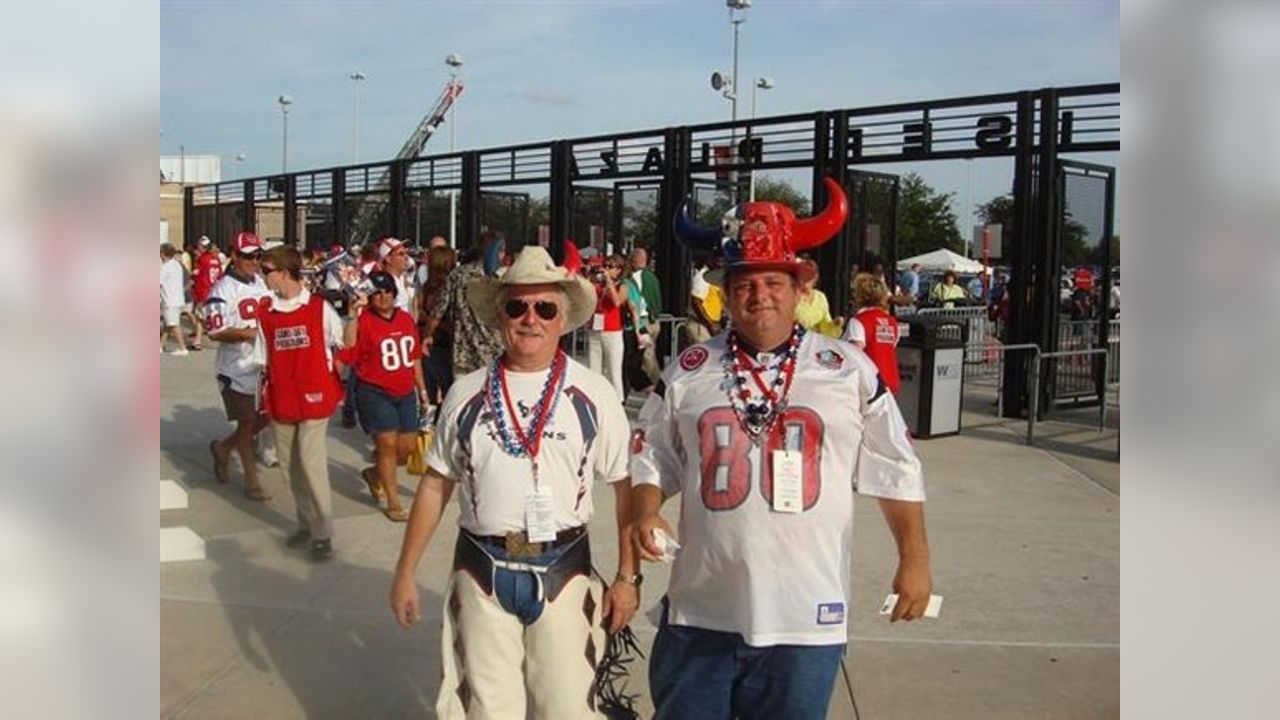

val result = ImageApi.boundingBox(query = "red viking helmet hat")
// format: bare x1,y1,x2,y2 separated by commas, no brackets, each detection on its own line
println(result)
673,177,849,284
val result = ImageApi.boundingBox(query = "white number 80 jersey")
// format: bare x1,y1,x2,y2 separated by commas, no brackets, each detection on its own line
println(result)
204,271,271,395
630,331,924,647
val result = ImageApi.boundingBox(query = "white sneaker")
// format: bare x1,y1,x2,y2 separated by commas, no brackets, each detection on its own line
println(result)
169,348,189,356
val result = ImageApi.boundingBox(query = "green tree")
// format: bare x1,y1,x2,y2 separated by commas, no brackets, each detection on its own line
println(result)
692,176,810,225
752,176,811,215
622,190,658,251
977,193,1097,266
976,193,1014,228
898,172,962,258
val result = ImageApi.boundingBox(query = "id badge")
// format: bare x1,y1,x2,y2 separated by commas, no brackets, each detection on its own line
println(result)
525,486,557,543
592,312,605,331
771,450,803,513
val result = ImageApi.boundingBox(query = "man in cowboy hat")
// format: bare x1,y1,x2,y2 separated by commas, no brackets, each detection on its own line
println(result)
390,244,640,720
629,178,933,719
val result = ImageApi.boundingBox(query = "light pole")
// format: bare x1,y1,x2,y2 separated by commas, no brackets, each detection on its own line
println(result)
748,76,774,201
727,0,749,127
964,158,973,257
277,95,293,174
445,53,464,247
350,71,366,163
725,1,751,202
230,153,246,181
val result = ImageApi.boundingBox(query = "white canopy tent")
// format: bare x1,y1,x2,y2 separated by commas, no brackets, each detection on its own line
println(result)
896,248,985,274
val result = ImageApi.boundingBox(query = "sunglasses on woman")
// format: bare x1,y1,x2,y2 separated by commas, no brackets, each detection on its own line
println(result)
503,299,559,321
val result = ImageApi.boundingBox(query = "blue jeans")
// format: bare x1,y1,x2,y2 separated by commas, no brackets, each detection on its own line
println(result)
354,380,419,435
483,538,580,626
650,599,846,720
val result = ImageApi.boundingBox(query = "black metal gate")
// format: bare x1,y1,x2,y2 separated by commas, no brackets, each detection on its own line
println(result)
1048,160,1116,406
479,190,530,250
612,182,660,255
185,83,1119,419
838,171,900,314
571,184,614,256
400,190,452,247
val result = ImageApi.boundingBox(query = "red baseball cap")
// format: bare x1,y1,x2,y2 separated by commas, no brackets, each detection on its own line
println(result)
234,231,263,255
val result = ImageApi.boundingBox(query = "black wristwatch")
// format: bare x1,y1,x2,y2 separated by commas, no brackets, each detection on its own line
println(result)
615,572,643,587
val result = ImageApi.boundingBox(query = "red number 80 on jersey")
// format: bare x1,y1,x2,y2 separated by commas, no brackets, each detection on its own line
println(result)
696,406,823,512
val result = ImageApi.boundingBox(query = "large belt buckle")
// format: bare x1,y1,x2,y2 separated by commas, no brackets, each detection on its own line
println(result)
504,531,540,558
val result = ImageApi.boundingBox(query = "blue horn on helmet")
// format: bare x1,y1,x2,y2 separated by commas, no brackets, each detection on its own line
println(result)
672,198,723,253
483,234,506,277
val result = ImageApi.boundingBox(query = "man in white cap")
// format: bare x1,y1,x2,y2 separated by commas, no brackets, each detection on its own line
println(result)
205,231,276,501
377,236,416,318
391,245,639,720
630,179,932,719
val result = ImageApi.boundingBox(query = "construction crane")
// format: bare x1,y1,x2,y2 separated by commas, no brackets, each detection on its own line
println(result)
347,78,464,246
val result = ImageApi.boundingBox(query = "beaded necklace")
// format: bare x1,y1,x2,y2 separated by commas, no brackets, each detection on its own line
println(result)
724,324,805,443
485,350,568,487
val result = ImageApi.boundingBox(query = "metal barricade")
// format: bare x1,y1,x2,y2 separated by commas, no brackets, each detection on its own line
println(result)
570,314,688,371
1029,348,1110,446
567,326,588,363
961,342,1041,444
653,314,687,364
1107,319,1120,386
919,306,997,375
1053,319,1119,400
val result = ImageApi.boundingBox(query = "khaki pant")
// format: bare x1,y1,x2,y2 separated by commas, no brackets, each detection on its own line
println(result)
436,571,605,720
272,419,333,540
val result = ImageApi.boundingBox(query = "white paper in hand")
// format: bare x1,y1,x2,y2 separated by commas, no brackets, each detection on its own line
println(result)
879,593,943,619
651,527,680,563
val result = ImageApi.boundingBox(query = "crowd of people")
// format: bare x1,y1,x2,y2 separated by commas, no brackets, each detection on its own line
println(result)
164,187,933,718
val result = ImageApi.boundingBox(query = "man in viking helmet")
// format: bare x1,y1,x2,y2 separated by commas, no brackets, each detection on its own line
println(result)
629,178,933,719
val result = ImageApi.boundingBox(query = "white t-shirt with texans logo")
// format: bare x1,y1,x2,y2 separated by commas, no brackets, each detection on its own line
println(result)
427,355,631,537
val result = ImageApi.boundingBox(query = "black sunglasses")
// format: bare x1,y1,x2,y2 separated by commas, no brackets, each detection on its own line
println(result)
261,265,282,275
503,299,559,321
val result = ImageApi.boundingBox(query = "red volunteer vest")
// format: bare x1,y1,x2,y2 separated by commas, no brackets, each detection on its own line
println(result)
257,294,342,422
856,308,902,394
353,308,420,396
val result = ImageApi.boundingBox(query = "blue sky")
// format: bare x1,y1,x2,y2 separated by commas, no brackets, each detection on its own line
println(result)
161,0,1118,231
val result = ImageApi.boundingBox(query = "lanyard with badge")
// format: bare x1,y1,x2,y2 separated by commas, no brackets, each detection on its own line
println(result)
725,325,806,514
486,350,568,542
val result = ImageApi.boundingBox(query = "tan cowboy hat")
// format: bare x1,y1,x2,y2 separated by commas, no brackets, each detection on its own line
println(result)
466,245,596,333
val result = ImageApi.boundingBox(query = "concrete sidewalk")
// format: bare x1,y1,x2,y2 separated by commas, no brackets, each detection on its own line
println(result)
161,348,1118,719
